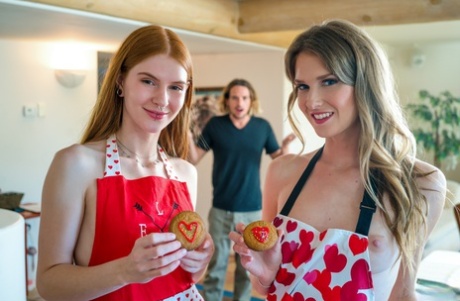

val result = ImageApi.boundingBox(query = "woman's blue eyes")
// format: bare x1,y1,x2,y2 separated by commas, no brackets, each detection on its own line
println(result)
297,84,308,91
296,78,338,90
323,78,338,86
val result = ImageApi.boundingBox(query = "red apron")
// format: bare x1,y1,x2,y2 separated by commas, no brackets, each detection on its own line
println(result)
88,135,202,301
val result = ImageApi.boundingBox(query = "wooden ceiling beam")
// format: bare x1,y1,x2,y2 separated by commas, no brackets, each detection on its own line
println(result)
238,0,460,33
23,0,460,49
24,0,300,48
25,0,239,35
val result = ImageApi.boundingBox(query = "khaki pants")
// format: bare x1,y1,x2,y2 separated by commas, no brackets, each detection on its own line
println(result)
202,207,261,301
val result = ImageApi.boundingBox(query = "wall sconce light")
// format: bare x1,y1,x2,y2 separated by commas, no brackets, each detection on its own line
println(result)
55,69,86,88
409,45,426,68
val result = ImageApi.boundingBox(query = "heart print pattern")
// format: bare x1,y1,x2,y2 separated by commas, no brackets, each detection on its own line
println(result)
267,215,374,301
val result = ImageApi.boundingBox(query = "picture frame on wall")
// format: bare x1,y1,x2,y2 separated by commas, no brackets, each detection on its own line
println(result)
97,51,114,93
190,87,223,143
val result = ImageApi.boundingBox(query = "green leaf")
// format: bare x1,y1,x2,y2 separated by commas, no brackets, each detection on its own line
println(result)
408,90,460,167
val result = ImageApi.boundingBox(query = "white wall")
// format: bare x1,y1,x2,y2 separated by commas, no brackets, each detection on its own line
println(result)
388,41,460,182
0,40,98,204
0,39,99,290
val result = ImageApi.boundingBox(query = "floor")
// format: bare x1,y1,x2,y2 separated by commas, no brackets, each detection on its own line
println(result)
220,255,265,300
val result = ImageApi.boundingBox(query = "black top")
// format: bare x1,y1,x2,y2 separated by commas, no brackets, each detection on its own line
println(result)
280,147,377,236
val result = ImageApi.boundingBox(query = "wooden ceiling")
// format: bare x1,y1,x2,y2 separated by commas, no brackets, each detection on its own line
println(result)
24,0,460,48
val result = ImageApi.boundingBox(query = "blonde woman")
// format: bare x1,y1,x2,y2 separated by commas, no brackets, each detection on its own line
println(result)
230,20,446,301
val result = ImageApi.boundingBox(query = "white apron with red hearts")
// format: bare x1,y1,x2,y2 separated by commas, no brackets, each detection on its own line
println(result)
266,215,374,301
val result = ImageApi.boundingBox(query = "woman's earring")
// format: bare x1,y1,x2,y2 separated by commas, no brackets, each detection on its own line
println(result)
116,88,123,97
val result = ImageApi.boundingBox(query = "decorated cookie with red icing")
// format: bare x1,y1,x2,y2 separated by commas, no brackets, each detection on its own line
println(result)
169,211,206,250
243,220,278,251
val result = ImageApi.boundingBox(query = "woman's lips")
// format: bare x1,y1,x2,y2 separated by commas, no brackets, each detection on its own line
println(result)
146,108,168,120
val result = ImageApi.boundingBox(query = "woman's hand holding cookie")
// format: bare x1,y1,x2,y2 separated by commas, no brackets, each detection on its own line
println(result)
179,232,214,277
229,221,283,289
168,211,214,281
121,232,187,284
243,220,278,251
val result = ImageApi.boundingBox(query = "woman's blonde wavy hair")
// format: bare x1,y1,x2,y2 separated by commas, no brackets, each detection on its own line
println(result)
81,25,194,159
285,19,432,276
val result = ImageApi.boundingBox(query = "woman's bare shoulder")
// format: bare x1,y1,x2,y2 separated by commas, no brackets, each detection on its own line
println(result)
169,157,197,180
272,148,318,164
42,140,107,214
55,140,98,157
267,149,320,181
51,140,106,173
414,159,447,194
414,159,447,228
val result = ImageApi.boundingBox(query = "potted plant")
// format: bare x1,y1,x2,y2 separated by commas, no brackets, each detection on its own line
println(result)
406,90,460,170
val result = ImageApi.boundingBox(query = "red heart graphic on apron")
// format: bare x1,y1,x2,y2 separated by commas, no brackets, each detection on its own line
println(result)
286,220,297,233
349,234,368,255
329,285,342,301
341,280,368,301
281,240,299,264
312,269,331,291
292,230,314,268
275,267,296,286
293,292,307,301
273,216,283,227
351,258,373,289
303,269,319,284
324,244,347,273
319,229,327,241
